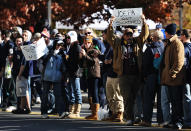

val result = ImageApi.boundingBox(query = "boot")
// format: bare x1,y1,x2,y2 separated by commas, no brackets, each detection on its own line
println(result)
68,104,81,118
74,104,81,118
67,104,75,118
102,112,116,121
85,104,100,120
88,97,93,110
112,112,123,122
69,104,75,114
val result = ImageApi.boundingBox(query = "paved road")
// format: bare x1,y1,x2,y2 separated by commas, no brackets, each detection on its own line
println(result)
0,103,178,131
0,113,176,131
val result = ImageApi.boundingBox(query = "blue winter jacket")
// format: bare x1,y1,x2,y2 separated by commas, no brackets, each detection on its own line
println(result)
93,38,106,54
43,54,66,82
142,41,164,77
184,42,191,83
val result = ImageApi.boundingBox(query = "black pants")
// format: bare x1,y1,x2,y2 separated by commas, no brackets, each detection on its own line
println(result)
30,77,42,105
120,75,140,120
168,85,183,124
2,77,17,107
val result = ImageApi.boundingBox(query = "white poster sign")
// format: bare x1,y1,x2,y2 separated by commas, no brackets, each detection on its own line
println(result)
113,8,142,26
21,38,49,61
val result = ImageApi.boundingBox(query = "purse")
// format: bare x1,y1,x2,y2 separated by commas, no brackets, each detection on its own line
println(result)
75,66,84,78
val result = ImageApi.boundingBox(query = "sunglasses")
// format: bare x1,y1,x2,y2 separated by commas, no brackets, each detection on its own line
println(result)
85,32,91,35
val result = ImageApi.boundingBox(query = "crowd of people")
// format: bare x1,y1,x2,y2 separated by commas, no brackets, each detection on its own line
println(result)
0,14,191,129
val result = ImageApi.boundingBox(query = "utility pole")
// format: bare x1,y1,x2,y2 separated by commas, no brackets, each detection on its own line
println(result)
179,0,183,31
48,0,52,27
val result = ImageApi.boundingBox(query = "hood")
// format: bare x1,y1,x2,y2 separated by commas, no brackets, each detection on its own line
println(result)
152,41,164,48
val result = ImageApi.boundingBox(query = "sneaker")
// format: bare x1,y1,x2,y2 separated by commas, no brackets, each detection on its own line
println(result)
42,114,49,119
126,120,134,126
59,112,69,119
47,108,57,114
12,109,25,114
134,117,142,124
174,122,183,130
163,122,174,128
6,106,17,112
23,109,31,114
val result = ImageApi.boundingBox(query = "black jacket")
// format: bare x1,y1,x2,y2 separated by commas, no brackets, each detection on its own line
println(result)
142,41,164,77
184,42,191,83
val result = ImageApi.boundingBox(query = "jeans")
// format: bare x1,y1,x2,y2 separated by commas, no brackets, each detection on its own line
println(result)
134,84,143,119
161,85,183,124
41,81,65,115
87,78,99,104
99,85,106,108
156,86,163,123
143,73,162,123
99,72,107,108
183,84,191,126
161,85,171,123
67,77,82,104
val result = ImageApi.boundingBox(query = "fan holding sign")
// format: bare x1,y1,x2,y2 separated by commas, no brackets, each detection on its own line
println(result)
21,37,49,61
105,10,149,124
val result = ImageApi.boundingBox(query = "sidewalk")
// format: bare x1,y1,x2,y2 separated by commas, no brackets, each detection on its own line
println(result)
81,91,89,103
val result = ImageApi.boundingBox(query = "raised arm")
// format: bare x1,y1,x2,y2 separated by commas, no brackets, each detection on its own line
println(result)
136,15,149,50
106,16,117,49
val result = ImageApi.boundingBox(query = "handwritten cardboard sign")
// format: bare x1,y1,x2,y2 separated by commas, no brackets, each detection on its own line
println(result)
113,8,142,26
21,38,49,61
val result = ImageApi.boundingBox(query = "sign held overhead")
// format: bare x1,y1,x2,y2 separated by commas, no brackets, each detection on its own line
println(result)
21,37,49,61
113,8,143,26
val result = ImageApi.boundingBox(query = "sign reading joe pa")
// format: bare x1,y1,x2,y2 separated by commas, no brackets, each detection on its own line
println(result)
21,37,49,61
113,8,142,26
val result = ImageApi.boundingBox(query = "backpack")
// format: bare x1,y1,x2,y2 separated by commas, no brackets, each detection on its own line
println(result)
151,48,163,70
151,47,163,84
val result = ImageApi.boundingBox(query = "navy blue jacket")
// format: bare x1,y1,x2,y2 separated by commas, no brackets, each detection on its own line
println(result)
184,42,191,83
0,43,3,71
93,38,106,54
43,54,66,82
0,40,14,68
142,41,164,77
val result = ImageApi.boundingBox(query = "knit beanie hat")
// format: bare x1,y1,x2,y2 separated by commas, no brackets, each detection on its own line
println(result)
165,23,177,35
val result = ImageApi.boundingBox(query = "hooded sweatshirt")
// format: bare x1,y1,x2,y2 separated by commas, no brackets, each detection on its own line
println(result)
142,41,164,77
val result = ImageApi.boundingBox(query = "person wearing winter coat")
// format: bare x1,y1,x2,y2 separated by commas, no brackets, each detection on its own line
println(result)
160,23,185,129
81,35,101,120
41,41,66,119
65,31,82,119
180,29,191,129
107,14,149,124
141,30,164,126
